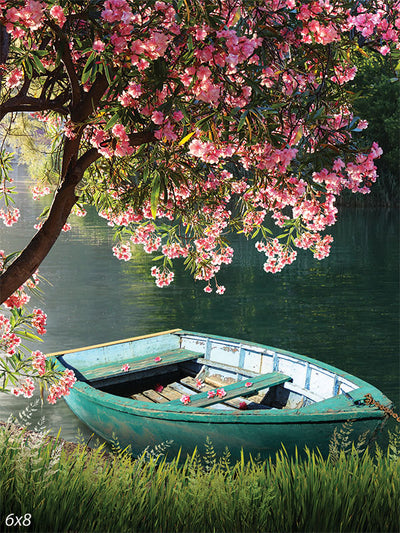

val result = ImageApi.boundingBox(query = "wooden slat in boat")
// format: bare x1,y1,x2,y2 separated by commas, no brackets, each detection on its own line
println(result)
180,376,243,409
141,390,168,403
131,392,154,402
84,348,203,382
156,385,182,402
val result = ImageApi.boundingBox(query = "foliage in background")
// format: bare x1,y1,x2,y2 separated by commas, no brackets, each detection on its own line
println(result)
0,422,399,533
341,51,400,206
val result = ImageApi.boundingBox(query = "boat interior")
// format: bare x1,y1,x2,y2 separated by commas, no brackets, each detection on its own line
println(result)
96,359,299,411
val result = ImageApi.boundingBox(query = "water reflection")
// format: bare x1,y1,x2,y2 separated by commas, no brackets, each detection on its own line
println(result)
0,167,398,442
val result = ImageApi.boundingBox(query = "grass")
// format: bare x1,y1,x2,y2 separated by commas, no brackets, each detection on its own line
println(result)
0,422,399,533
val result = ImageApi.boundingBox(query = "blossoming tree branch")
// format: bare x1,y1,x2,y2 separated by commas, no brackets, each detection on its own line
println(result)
0,0,398,401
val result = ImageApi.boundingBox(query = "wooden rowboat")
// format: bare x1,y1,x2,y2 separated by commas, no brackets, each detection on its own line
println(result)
52,329,392,460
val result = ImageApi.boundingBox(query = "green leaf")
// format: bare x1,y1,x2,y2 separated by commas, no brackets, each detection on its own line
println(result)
103,62,112,85
105,113,120,130
150,172,161,219
23,57,33,78
237,110,249,132
81,51,96,84
31,53,46,73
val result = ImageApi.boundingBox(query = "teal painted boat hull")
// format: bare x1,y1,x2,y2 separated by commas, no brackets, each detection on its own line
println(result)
52,330,392,461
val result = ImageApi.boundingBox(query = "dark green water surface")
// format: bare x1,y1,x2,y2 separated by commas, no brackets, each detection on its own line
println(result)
0,168,399,443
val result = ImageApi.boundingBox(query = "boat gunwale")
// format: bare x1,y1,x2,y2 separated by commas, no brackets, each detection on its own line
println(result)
47,329,183,357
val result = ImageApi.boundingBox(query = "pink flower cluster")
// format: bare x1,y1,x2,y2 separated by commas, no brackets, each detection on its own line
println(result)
0,314,21,356
31,350,46,376
0,207,20,226
5,0,44,35
112,242,132,261
12,377,35,398
256,239,297,274
150,266,174,288
5,68,23,89
47,369,76,404
31,185,51,200
32,308,47,335
49,4,66,27
3,287,30,309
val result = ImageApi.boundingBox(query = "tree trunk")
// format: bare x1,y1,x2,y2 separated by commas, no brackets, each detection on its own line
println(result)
0,131,155,304
0,171,79,303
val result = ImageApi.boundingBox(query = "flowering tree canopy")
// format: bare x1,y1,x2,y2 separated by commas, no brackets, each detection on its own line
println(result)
0,0,399,400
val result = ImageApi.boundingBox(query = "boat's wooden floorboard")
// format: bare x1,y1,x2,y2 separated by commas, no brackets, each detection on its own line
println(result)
129,374,273,410
141,390,168,403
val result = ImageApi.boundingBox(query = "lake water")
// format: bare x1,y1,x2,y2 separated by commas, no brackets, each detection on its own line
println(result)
1,166,399,444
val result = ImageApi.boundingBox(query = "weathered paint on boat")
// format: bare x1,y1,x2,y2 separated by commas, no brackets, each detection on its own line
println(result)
51,329,392,460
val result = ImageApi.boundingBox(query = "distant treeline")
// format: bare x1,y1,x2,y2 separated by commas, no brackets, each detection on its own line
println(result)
340,51,399,207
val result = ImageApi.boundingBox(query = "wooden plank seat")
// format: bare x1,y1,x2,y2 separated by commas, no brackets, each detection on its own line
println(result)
165,372,292,408
179,376,263,410
82,348,204,382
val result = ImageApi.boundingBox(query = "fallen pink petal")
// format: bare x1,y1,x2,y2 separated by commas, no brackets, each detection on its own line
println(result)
245,382,253,387
154,384,164,393
121,364,130,372
154,356,162,362
180,394,191,405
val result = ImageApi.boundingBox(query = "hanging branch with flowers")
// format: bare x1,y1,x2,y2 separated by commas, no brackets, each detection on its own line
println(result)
0,0,399,400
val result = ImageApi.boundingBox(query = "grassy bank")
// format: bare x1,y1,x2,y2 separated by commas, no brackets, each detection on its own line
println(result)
0,423,399,533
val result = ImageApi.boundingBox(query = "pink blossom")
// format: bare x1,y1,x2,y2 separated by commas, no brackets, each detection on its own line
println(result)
245,382,253,388
207,390,216,399
379,45,391,56
50,5,66,27
6,0,44,30
155,384,164,392
180,394,191,405
32,308,47,335
31,185,51,200
6,68,23,89
113,243,132,261
154,356,162,363
216,285,225,295
47,369,76,404
150,266,174,288
3,288,30,309
151,111,164,125
173,111,184,122
93,39,105,52
32,350,46,376
196,379,204,389
121,363,130,372
12,377,35,398
239,402,248,410
357,120,368,130
0,208,20,226
216,388,226,398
